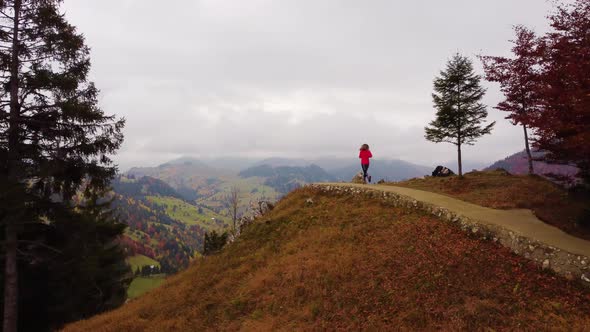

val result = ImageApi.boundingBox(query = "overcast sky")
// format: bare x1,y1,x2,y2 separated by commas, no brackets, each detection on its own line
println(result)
62,0,556,171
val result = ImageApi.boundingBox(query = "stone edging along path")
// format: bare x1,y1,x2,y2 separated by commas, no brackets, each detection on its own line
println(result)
310,183,590,285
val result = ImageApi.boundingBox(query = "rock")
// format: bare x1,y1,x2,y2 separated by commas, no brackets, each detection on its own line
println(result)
582,274,590,283
236,200,275,236
305,198,314,205
351,172,365,184
257,201,274,215
542,259,550,270
237,215,255,234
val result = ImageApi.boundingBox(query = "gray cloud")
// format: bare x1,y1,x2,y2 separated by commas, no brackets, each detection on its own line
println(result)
63,0,555,170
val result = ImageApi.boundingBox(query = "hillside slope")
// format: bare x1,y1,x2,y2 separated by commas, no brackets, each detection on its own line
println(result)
125,160,282,214
112,176,229,273
486,150,579,177
65,187,590,331
239,164,336,193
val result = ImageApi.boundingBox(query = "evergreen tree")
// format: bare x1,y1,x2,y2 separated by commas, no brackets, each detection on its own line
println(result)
425,54,495,176
0,200,132,331
203,231,228,255
0,1,124,331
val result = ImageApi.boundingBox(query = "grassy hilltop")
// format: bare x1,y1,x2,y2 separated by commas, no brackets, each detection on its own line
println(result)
65,180,590,331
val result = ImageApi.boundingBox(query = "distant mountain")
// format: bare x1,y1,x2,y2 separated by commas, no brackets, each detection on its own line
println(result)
485,150,578,177
239,164,336,193
125,158,282,218
123,155,437,208
252,157,311,168
203,157,258,171
245,157,432,182
128,159,235,201
327,159,432,182
129,158,231,181
112,175,185,200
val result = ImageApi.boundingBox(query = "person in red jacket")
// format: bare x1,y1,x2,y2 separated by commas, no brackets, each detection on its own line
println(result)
359,143,373,183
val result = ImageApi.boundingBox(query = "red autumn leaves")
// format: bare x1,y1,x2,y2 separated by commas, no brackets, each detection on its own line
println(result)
481,0,590,182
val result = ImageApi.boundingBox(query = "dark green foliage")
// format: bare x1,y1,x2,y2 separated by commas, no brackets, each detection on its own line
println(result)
578,208,590,229
203,231,228,255
425,54,495,176
176,186,200,201
0,202,132,332
0,1,125,330
112,176,186,200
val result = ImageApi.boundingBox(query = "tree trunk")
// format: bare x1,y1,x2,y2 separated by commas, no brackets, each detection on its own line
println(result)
457,144,463,177
4,1,22,332
523,124,534,175
3,223,18,332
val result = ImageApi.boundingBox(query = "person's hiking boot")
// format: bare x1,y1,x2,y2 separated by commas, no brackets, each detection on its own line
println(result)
368,175,372,183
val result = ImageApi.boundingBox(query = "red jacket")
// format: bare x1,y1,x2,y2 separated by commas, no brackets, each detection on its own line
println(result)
359,149,372,165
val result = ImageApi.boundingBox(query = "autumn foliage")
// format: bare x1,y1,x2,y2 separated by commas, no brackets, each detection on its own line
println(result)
63,187,590,331
535,0,590,182
482,0,590,182
480,26,543,174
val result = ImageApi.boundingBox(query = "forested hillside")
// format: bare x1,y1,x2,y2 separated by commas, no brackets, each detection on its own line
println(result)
111,176,229,273
238,164,336,193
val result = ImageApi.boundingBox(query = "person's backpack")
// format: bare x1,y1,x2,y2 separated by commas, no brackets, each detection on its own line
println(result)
432,165,455,177
432,166,443,176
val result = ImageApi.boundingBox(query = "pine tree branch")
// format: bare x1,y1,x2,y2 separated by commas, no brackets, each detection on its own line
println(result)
18,240,63,254
0,10,14,21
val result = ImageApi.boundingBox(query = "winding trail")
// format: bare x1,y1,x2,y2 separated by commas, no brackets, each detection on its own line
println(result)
317,183,590,258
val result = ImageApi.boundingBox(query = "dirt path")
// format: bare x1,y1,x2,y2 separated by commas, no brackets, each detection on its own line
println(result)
318,183,590,258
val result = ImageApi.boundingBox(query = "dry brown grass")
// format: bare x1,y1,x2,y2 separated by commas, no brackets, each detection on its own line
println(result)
64,187,590,331
392,170,590,240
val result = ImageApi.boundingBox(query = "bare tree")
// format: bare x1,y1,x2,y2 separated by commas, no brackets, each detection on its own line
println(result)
225,186,240,234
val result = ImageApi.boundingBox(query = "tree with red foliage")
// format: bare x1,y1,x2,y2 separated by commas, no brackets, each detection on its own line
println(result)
533,0,590,184
480,26,544,175
481,0,589,184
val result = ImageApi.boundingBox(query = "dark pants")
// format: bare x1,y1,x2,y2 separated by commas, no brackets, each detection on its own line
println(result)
361,163,369,179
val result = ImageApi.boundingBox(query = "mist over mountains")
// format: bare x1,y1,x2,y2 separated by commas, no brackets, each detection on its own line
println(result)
128,156,437,182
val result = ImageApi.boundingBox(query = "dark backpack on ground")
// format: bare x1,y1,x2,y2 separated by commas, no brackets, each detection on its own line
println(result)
432,165,455,177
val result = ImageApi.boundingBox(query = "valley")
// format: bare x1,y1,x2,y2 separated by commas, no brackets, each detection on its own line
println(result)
114,156,434,297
